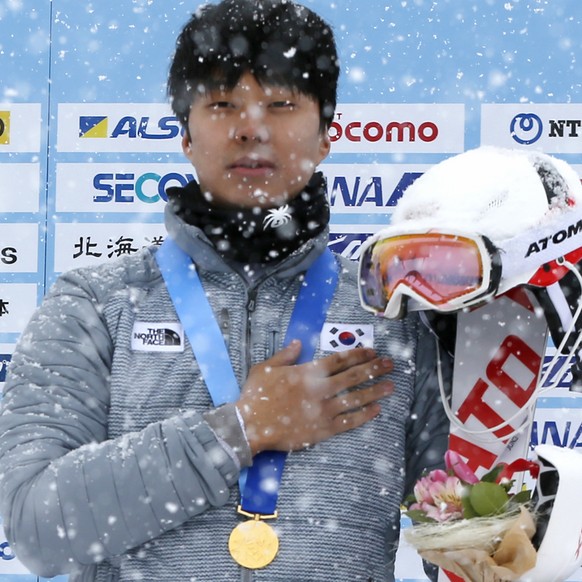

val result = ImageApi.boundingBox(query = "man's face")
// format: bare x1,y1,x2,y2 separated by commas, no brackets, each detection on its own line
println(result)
181,72,331,209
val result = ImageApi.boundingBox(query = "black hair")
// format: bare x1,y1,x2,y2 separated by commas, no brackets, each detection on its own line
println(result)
167,0,339,132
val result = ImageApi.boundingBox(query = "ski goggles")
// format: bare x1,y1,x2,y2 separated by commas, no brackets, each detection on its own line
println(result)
358,229,502,318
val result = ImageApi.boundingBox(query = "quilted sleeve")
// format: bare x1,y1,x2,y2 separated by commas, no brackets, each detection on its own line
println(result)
0,268,239,578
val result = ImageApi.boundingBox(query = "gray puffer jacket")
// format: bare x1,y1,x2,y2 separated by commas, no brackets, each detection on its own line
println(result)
0,202,449,582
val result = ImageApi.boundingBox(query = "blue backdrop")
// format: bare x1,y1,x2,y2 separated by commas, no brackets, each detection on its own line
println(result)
1,1,581,580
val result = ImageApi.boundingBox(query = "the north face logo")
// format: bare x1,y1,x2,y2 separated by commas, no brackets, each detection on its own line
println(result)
132,322,184,352
134,327,181,346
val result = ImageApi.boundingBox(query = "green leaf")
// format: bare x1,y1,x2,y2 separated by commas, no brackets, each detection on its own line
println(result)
404,509,438,524
510,490,531,505
469,482,509,516
481,464,505,483
461,494,479,519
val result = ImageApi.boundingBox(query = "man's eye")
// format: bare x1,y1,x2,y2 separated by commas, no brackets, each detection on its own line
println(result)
271,100,295,109
209,101,233,110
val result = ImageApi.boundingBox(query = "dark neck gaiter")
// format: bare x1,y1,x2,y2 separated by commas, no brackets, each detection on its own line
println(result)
166,172,330,264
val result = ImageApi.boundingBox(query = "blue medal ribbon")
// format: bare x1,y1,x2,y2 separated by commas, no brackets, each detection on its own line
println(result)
156,237,339,517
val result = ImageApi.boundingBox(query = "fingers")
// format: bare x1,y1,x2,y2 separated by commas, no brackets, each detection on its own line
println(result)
339,355,392,384
314,355,393,399
262,339,302,367
260,344,392,388
325,381,394,418
315,347,379,376
328,382,394,436
305,348,393,389
330,404,382,434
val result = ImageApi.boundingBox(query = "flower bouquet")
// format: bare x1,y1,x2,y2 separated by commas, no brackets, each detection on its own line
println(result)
403,451,539,582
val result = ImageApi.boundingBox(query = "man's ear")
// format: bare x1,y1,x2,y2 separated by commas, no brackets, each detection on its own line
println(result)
181,133,193,162
318,130,331,163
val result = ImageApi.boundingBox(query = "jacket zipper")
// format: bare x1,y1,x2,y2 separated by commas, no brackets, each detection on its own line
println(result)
268,330,279,359
218,307,230,348
239,284,279,582
244,288,257,378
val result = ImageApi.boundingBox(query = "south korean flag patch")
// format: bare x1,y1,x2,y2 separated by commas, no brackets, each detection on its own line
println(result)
320,323,374,352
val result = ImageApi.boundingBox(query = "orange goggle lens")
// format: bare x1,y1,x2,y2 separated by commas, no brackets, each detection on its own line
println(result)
360,233,486,313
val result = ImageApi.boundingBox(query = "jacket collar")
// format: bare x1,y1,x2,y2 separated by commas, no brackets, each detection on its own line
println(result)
163,202,330,283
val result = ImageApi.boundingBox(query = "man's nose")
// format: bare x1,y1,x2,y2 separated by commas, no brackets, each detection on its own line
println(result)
232,105,269,143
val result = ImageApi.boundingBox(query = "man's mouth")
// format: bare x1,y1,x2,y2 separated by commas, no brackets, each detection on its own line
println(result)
227,157,276,177
229,157,275,170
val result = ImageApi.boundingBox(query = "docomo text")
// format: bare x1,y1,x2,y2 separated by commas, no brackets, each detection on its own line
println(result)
329,118,438,143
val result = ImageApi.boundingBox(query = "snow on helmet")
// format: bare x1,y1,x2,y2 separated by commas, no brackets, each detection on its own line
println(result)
519,444,582,582
390,146,582,239
358,146,582,391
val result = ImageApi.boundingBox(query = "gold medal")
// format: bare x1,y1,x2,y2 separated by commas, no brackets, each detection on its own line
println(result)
228,518,279,569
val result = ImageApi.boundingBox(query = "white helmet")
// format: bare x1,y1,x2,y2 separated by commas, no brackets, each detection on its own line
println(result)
358,146,582,392
519,444,582,581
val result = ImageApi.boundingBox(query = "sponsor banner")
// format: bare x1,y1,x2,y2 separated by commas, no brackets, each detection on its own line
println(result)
0,224,39,274
53,223,380,274
531,404,582,451
56,163,195,212
529,347,582,456
57,103,183,153
53,222,388,271
57,102,464,155
541,354,574,390
54,224,388,273
540,342,582,392
0,284,38,335
321,164,426,213
329,104,464,153
0,104,41,153
0,163,41,213
53,222,165,273
55,162,426,215
481,104,582,153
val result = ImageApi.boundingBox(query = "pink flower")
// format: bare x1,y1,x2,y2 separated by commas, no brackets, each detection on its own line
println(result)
445,450,479,484
413,469,448,503
406,451,535,525
410,470,465,522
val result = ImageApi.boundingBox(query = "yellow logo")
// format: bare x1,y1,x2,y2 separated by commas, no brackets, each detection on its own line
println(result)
0,111,10,145
79,116,108,138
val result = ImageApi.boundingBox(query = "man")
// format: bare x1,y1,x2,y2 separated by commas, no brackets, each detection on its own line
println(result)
0,1,447,580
